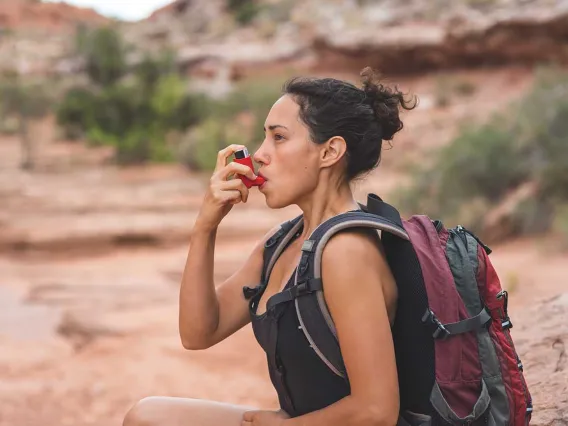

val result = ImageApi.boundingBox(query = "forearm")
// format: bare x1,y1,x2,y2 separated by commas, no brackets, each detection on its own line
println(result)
178,224,220,348
283,395,395,426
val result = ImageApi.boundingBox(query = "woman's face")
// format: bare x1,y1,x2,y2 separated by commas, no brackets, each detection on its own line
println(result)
253,95,322,209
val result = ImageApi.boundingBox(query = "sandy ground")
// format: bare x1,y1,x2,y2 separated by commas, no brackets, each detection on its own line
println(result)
1,67,567,425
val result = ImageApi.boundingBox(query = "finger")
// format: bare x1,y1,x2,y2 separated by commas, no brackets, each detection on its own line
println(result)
215,144,247,171
220,179,249,203
212,188,242,205
220,162,257,181
242,411,257,422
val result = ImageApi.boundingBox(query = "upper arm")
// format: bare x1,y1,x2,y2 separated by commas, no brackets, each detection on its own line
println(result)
205,223,282,346
321,228,399,422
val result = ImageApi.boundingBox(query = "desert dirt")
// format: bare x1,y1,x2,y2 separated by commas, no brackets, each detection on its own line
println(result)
1,67,567,426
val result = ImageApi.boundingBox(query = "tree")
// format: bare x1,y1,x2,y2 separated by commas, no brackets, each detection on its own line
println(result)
0,78,53,170
82,26,128,87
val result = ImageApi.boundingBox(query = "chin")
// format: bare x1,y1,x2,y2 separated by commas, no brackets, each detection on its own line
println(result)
264,196,283,209
262,191,291,210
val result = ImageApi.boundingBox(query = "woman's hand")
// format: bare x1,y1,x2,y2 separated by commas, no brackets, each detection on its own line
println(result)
242,409,290,426
194,144,258,231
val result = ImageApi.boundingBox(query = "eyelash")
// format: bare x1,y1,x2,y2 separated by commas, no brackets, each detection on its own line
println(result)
274,134,285,141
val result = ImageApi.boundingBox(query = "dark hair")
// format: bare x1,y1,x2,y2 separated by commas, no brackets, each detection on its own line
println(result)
282,67,418,182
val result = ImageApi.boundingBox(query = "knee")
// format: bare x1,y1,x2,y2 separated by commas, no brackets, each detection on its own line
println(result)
123,396,162,426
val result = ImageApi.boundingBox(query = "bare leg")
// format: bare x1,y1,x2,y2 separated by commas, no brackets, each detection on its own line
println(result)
123,396,259,426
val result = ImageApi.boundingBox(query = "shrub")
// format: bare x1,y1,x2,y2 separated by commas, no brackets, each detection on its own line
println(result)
82,26,127,87
395,66,568,240
56,87,97,140
227,0,260,25
213,78,282,149
179,118,248,171
57,60,205,162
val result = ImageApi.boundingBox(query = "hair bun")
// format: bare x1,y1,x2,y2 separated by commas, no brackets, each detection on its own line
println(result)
360,67,417,141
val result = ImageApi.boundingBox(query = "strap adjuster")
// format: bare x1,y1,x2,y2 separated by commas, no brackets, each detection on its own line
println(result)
294,280,310,297
294,278,322,296
301,240,315,252
422,307,492,340
243,284,262,300
422,309,450,339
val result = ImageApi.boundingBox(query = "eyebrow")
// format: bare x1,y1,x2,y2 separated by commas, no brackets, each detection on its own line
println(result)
264,124,289,131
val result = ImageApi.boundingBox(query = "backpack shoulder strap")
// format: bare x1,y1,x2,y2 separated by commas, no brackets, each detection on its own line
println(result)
360,193,404,228
291,209,409,378
261,213,304,285
243,214,304,301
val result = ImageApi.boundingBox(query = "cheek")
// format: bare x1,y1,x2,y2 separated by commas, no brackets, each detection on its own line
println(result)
278,161,319,199
282,157,316,185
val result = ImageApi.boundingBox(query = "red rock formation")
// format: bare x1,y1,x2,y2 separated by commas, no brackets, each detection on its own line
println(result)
0,0,110,33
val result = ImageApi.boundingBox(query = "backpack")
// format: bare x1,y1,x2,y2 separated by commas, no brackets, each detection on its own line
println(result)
259,193,533,426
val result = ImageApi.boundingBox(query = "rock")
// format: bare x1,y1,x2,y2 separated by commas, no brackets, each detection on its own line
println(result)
56,310,123,352
514,293,568,425
126,0,568,81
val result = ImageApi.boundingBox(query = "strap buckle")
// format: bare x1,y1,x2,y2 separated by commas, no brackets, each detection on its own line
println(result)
292,277,323,298
293,280,312,297
422,309,450,340
243,284,262,300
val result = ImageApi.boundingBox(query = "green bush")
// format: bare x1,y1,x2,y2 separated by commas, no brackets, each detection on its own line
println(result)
83,26,127,87
395,66,568,239
212,78,282,147
57,43,207,164
90,84,141,139
175,78,281,170
57,23,283,168
178,118,248,171
227,0,260,25
175,77,283,171
56,87,97,140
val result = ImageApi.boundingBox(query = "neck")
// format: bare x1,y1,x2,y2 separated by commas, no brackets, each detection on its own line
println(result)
297,180,360,239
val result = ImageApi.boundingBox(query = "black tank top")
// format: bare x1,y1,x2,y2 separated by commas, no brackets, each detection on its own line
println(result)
248,232,351,417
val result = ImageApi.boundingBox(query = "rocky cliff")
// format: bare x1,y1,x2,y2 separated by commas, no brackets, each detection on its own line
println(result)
0,0,109,32
123,0,568,81
0,0,109,75
4,1,568,80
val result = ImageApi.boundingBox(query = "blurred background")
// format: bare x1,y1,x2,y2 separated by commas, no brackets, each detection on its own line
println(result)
0,0,567,424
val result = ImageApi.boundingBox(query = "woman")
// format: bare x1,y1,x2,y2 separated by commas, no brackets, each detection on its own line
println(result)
123,67,417,426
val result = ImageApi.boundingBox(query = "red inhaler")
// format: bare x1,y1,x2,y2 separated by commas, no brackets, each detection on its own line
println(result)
233,147,266,188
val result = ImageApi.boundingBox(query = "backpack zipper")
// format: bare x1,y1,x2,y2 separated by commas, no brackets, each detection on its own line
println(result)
496,292,533,419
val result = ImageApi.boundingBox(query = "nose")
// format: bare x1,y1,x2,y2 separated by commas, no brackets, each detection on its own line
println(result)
253,142,269,166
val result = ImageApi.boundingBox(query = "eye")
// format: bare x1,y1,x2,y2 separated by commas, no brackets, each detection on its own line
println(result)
274,133,285,141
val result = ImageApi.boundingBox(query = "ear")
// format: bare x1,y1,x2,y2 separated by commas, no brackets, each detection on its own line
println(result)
320,136,347,168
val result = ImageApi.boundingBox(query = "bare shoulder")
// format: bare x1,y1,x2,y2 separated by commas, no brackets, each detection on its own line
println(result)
319,227,400,420
321,227,397,321
322,227,385,265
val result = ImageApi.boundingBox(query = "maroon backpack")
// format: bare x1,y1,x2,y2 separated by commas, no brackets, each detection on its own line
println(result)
260,193,532,425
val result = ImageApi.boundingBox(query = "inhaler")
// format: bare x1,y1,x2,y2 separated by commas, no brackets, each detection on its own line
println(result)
233,147,266,188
